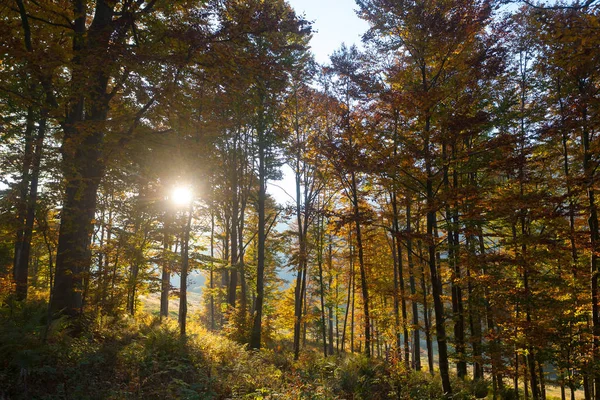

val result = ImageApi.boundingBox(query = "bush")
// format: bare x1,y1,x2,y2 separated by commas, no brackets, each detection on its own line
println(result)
332,355,391,399
0,299,502,400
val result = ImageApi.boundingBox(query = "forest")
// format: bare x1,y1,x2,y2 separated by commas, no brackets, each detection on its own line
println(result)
1,0,599,399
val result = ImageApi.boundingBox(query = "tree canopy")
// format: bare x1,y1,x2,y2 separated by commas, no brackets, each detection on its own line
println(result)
1,0,600,399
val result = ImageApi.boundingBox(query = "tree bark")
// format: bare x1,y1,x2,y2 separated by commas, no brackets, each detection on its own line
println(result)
179,204,193,337
250,107,267,349
50,0,114,317
406,200,421,371
352,170,371,358
160,211,171,320
15,116,46,301
425,113,452,396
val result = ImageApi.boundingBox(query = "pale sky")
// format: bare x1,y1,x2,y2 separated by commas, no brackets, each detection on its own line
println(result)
287,0,369,63
269,0,370,205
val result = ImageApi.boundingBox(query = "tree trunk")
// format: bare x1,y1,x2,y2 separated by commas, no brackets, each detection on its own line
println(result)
581,102,600,399
161,211,171,320
352,170,371,358
228,138,239,308
210,211,215,329
250,109,267,350
425,114,452,396
444,141,466,379
15,116,46,301
293,155,308,359
418,228,434,375
51,0,114,317
389,216,403,358
391,191,410,367
13,107,36,301
179,205,192,337
406,200,421,371
341,232,353,352
317,209,328,357
328,239,335,356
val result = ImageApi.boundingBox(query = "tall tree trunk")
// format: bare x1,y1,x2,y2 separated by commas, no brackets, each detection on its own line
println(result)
418,225,434,375
389,218,403,358
328,239,335,356
228,138,239,308
425,113,452,396
238,197,248,315
210,210,215,329
444,141,466,379
406,200,421,371
391,192,410,367
51,0,113,317
161,211,171,320
317,209,328,357
558,78,580,393
478,226,502,388
351,250,356,353
250,108,267,350
352,170,371,358
179,205,192,337
466,235,483,380
15,116,46,301
341,232,353,352
13,0,55,301
293,156,308,360
580,99,600,399
397,220,410,367
13,107,35,301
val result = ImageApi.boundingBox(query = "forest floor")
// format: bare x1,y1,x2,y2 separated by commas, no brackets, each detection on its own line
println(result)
0,298,585,399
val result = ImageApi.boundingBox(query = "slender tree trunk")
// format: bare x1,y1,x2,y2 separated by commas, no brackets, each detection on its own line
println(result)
558,79,581,395
293,161,307,360
351,171,371,358
15,116,46,301
351,253,356,353
179,204,192,337
425,114,451,395
13,0,39,299
228,138,239,308
128,262,139,316
391,192,410,367
239,196,248,316
210,210,215,329
14,107,35,300
397,225,410,367
328,239,335,356
539,361,546,400
250,108,267,349
102,201,113,314
390,221,403,357
342,233,353,352
418,230,434,375
406,200,421,371
444,141,466,379
335,268,340,354
524,355,530,400
580,101,600,399
317,210,328,357
515,307,520,400
161,211,171,320
479,226,502,388
303,272,308,347
466,235,483,380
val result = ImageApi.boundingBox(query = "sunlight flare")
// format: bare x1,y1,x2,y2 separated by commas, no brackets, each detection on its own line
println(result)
171,186,193,206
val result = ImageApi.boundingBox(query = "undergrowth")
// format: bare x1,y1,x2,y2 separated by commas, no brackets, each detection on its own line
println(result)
1,300,498,399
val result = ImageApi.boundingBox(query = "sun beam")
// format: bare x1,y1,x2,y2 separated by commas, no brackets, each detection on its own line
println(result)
171,186,193,206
